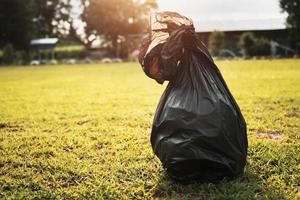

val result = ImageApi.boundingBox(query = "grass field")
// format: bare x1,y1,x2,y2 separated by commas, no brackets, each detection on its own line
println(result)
0,60,299,199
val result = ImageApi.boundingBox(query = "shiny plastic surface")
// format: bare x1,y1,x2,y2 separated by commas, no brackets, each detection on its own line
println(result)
139,12,248,182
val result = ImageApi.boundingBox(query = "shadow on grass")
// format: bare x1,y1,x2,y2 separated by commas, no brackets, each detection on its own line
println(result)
0,123,24,132
152,169,286,200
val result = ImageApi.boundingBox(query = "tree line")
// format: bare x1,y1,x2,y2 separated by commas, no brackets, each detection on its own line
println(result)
0,0,157,54
0,0,299,62
208,31,271,58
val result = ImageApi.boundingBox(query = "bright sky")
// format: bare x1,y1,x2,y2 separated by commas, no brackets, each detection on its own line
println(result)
156,0,288,31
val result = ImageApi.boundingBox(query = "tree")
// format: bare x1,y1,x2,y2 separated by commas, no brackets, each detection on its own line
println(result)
0,0,73,49
238,32,270,57
2,44,15,64
238,32,256,57
0,0,36,50
254,38,270,56
79,0,157,55
33,0,59,37
208,30,226,57
33,0,79,38
280,0,300,48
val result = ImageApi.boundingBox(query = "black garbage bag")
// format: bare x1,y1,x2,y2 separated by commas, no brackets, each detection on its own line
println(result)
139,12,248,183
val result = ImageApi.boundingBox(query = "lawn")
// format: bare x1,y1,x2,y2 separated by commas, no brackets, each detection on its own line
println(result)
0,60,299,199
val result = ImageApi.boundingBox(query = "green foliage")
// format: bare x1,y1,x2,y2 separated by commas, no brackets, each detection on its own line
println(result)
238,32,270,57
208,30,226,56
0,0,37,50
280,0,300,46
1,44,33,65
33,0,60,37
0,60,299,199
54,45,88,60
54,49,87,60
1,44,15,65
238,32,256,57
254,38,271,56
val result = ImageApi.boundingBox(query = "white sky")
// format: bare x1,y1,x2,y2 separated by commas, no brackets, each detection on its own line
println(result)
156,0,288,31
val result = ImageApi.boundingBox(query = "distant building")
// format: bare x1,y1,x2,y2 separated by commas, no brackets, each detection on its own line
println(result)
30,38,59,64
30,38,59,50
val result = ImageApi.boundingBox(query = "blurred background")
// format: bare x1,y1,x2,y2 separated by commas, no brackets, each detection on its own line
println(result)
0,1,299,199
0,0,299,65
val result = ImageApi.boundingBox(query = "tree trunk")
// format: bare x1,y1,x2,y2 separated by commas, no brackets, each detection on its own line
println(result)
111,35,119,58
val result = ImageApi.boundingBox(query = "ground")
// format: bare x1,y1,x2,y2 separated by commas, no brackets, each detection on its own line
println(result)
0,60,299,199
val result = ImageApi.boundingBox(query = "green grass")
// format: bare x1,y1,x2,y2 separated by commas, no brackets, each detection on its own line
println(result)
0,60,299,199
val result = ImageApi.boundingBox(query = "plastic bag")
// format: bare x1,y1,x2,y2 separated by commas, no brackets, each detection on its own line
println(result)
139,12,248,182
